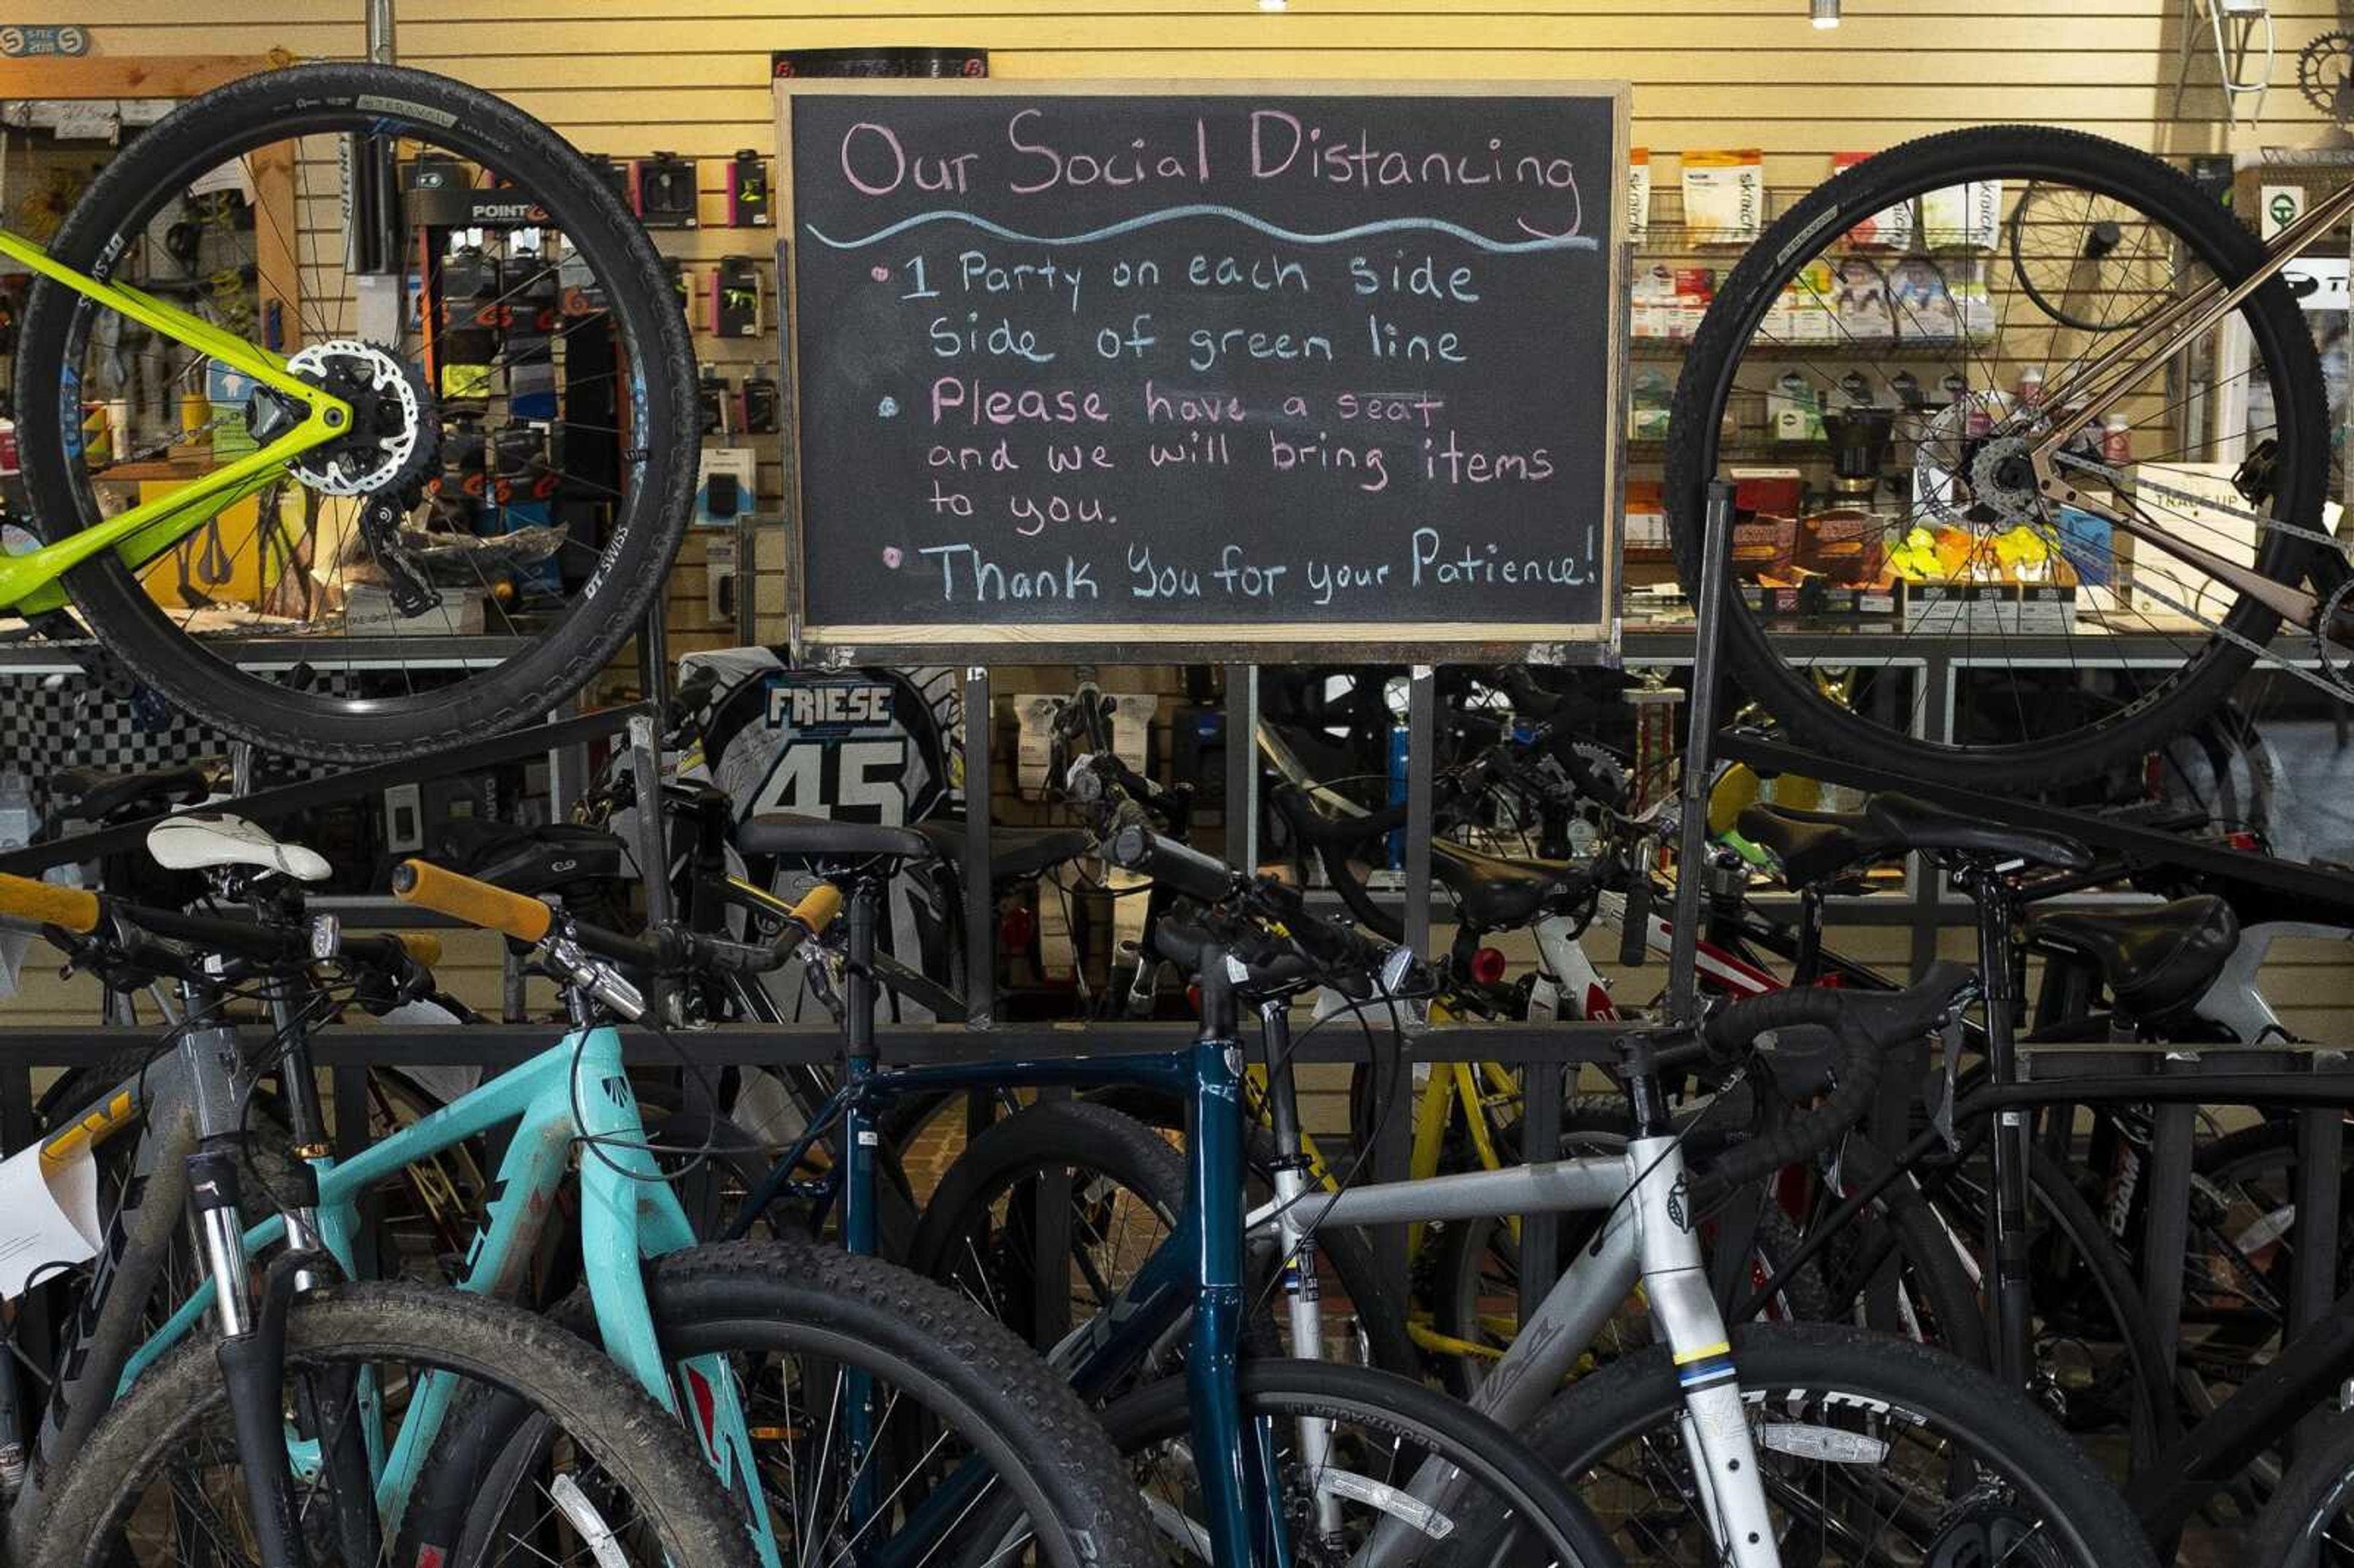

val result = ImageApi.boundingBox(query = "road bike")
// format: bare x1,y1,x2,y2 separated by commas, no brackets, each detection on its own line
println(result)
1671,127,2354,790
0,61,694,763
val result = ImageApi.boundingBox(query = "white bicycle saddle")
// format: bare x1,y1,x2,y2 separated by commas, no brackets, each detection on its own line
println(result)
145,812,331,883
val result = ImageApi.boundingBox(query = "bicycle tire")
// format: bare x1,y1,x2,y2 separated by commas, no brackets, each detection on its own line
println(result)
619,1239,1154,1567
15,63,695,763
1097,1357,1625,1566
907,1097,1188,1355
2247,1404,2354,1563
1018,1084,1423,1377
1668,125,2330,791
1525,1322,2158,1566
25,1281,753,1568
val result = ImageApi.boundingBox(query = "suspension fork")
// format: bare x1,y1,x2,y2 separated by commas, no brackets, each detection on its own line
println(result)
1257,1001,1343,1543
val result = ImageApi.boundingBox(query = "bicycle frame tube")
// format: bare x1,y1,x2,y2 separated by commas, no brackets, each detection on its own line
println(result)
0,227,348,614
115,1029,777,1564
1284,1140,1780,1568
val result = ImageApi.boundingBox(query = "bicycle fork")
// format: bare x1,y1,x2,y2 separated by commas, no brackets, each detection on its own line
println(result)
1626,1133,1778,1567
1256,1001,1344,1543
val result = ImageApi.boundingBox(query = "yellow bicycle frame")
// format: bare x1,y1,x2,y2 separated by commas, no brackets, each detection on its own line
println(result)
0,227,349,616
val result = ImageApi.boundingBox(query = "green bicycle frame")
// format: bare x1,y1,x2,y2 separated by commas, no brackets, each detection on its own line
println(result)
122,1026,782,1567
0,227,349,616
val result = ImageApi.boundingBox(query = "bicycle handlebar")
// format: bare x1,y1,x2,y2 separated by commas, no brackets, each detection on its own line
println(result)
0,872,101,933
392,859,554,944
1696,961,1979,1193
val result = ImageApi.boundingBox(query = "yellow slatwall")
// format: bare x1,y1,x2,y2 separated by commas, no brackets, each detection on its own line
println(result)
5,3,2350,1045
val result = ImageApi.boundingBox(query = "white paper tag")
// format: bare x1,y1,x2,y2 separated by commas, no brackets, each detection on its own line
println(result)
0,1138,103,1301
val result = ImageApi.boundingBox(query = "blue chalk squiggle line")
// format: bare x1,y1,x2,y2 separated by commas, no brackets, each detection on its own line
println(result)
806,204,1594,254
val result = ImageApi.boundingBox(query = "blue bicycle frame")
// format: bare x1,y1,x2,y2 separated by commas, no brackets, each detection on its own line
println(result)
117,1024,783,1566
733,883,1289,1568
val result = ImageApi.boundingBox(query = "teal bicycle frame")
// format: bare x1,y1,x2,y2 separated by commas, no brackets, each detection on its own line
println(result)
120,1026,783,1567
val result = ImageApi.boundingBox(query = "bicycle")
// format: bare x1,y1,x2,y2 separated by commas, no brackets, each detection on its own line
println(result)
571,816,1627,1566
1669,126,2354,790
0,862,753,1568
721,740,2163,1566
0,823,1154,1568
0,61,695,762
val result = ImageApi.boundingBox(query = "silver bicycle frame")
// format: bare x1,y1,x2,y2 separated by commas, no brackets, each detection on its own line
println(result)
1252,1139,1780,1567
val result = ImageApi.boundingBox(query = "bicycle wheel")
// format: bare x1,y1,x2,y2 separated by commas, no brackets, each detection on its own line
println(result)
1526,1323,2158,1566
1097,1358,1623,1566
26,1281,752,1568
907,1097,1187,1358
1669,125,2335,791
603,1240,1154,1566
2249,1405,2354,1564
15,63,694,763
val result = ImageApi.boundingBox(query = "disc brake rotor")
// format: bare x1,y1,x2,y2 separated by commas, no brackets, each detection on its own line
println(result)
283,339,438,497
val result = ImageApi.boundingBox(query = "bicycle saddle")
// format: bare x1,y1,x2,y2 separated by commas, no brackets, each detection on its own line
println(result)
145,812,330,883
2030,895,2239,1025
1740,793,2093,889
1431,842,1587,930
909,815,1094,883
736,812,934,864
53,762,213,822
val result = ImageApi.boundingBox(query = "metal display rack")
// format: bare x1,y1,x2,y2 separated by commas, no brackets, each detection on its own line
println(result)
0,482,2350,1388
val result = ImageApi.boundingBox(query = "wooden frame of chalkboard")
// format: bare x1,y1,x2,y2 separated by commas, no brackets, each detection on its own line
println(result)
772,78,1629,664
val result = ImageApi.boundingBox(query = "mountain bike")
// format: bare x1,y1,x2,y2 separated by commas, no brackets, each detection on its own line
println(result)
1,61,693,763
1671,126,2354,790
0,831,1153,1568
0,868,752,1568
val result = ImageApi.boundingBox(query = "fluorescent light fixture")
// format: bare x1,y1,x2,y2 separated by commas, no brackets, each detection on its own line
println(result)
1811,0,1840,26
1259,0,1287,10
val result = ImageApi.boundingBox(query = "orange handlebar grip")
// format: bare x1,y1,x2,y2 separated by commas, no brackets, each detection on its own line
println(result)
391,860,553,944
790,881,843,935
392,931,444,967
0,872,100,934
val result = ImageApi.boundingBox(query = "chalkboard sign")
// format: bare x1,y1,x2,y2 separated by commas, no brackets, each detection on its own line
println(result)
774,81,1628,660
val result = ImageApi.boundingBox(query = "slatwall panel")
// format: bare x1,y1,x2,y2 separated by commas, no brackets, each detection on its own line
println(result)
6,2,2351,1046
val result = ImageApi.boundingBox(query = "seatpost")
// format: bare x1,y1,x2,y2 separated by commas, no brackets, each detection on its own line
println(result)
1960,857,2036,1390
838,874,885,1262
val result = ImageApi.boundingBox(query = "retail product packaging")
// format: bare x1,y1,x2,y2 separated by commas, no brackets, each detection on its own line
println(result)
1884,257,1957,342
2121,462,2258,625
1921,178,2003,250
1628,148,1651,242
1632,262,1678,339
1834,153,1916,249
1767,375,1823,443
1832,258,1895,340
1729,466,1804,577
1682,149,1764,244
1674,267,1716,338
1629,368,1674,441
1625,479,1667,550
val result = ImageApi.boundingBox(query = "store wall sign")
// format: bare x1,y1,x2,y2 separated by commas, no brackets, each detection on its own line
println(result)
2261,183,2306,240
0,26,89,57
773,80,1629,663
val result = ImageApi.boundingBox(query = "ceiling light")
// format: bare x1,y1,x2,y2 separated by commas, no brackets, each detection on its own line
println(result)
1259,0,1287,11
1811,0,1840,26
